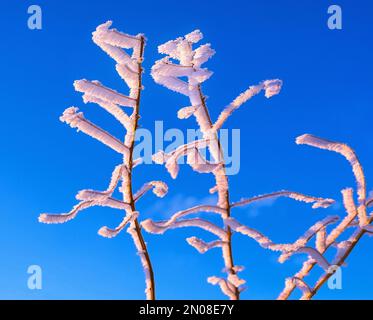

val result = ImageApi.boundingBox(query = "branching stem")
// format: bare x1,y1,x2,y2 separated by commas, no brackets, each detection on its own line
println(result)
123,37,156,300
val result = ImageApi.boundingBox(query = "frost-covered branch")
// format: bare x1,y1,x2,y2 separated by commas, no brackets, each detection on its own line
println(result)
152,139,210,179
213,79,282,131
297,134,368,226
186,237,225,254
207,276,237,300
287,277,312,299
149,29,283,300
144,204,226,227
39,21,164,300
60,107,130,156
143,217,227,240
133,181,168,202
231,190,335,209
278,136,373,300
226,215,338,256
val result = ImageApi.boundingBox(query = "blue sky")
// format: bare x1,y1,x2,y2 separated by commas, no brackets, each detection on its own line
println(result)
1,0,373,299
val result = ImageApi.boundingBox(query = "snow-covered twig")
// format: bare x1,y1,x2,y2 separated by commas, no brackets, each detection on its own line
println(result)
186,237,225,254
142,217,227,240
278,136,373,300
133,181,168,202
231,190,335,209
39,21,164,300
60,107,130,156
288,277,312,299
226,215,338,257
152,139,210,179
296,134,368,226
213,79,282,131
148,29,284,300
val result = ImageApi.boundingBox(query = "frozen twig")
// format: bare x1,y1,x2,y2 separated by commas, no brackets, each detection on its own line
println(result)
39,21,162,300
213,79,282,131
278,135,372,300
231,190,335,209
148,29,283,300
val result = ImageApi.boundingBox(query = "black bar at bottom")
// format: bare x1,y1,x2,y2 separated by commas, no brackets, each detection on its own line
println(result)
0,300,370,318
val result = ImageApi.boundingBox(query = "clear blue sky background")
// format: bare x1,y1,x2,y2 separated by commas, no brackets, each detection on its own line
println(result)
1,0,372,299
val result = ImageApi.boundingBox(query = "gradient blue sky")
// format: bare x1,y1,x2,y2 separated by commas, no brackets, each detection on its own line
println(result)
1,0,373,299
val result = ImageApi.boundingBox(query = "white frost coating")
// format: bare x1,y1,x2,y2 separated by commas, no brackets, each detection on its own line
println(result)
332,240,353,264
290,247,330,272
157,30,203,63
209,185,218,194
296,134,367,226
92,21,142,56
41,22,156,299
185,30,203,43
82,94,131,128
74,80,136,108
151,58,213,96
77,164,124,202
177,105,202,119
289,277,312,297
279,215,339,263
326,190,360,246
152,30,282,300
226,215,338,263
132,157,143,168
186,237,224,253
315,228,327,253
193,44,215,67
147,181,168,198
262,79,283,98
277,259,316,300
151,72,190,96
116,64,140,89
98,211,139,238
75,192,130,210
166,158,179,179
134,181,168,201
341,188,358,217
158,38,181,58
60,107,130,156
213,79,282,131
153,58,211,79
279,191,368,299
92,21,140,70
39,201,94,224
152,139,210,178
175,40,193,66
39,198,132,224
186,148,221,174
127,224,154,300
149,204,226,227
226,217,294,252
168,139,210,161
228,274,246,287
107,164,125,192
142,218,227,240
93,37,137,71
214,171,229,209
207,276,237,300
231,190,335,209
232,265,245,273
39,164,127,224
152,150,169,164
